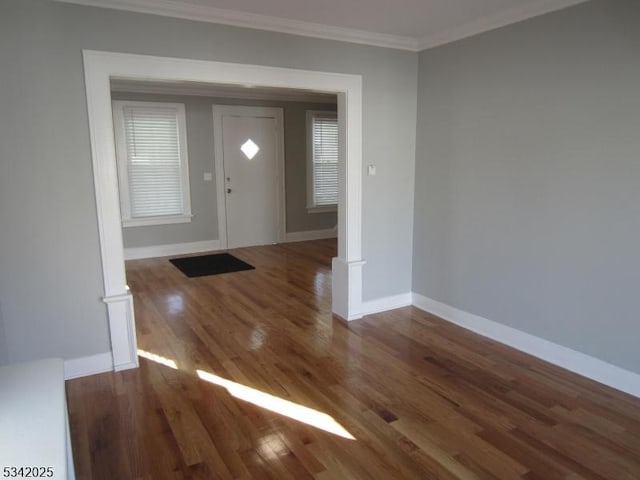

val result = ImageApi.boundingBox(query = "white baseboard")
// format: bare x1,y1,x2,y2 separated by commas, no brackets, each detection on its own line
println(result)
361,293,412,316
113,360,139,372
412,292,640,399
285,228,337,243
124,240,220,260
63,352,113,380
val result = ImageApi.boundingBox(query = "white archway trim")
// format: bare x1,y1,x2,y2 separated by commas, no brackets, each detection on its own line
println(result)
82,50,364,371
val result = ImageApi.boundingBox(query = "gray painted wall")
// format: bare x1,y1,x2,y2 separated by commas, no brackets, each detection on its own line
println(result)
282,101,338,233
413,0,640,373
112,91,337,249
0,303,7,365
0,0,416,364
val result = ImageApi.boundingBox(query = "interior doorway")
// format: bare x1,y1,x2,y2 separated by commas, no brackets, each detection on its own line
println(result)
83,50,364,372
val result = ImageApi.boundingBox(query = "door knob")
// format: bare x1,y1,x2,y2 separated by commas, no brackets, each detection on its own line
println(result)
227,188,232,193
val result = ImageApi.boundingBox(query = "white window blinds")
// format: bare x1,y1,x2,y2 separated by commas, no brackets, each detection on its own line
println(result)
113,101,191,227
308,112,338,208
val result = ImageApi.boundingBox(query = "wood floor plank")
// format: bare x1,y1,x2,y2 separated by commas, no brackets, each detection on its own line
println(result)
67,239,640,479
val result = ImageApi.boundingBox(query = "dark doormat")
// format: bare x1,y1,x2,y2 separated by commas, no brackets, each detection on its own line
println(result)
169,253,255,278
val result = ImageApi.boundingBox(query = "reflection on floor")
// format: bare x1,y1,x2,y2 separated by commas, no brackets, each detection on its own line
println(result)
67,239,640,479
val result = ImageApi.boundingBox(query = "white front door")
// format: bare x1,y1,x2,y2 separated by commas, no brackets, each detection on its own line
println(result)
213,106,285,249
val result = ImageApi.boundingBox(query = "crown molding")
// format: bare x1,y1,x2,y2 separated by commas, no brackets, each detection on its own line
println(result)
53,0,420,51
54,0,588,53
417,0,589,51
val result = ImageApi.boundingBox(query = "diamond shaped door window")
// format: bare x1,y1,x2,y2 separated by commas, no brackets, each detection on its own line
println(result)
241,139,259,160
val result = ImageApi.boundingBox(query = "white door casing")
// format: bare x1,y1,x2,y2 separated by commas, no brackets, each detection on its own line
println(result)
83,50,365,373
212,105,285,249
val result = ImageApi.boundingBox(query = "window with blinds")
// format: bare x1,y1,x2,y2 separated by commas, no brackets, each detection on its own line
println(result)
112,101,192,227
306,111,338,211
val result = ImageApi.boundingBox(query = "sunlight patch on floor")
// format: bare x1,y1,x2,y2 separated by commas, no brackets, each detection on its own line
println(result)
196,369,355,440
137,349,178,369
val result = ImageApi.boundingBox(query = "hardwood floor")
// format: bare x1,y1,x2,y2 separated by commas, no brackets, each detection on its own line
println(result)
67,239,640,479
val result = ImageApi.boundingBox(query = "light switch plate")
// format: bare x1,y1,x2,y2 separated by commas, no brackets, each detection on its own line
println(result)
367,165,377,176
203,172,213,181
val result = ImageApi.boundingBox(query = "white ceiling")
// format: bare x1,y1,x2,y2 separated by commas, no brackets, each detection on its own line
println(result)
56,0,588,51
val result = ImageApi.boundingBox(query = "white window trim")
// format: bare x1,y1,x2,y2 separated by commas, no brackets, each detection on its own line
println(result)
121,214,192,228
112,100,192,228
306,110,338,213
